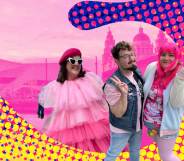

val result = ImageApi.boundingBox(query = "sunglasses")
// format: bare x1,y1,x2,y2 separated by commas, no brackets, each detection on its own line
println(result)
67,57,82,65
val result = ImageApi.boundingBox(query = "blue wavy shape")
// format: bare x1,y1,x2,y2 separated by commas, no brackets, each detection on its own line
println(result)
68,0,184,45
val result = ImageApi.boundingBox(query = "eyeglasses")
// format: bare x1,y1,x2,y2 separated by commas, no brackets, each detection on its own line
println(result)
67,57,82,65
119,53,136,59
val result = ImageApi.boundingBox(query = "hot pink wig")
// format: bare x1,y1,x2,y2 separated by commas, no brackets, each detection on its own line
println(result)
158,43,180,71
156,43,181,89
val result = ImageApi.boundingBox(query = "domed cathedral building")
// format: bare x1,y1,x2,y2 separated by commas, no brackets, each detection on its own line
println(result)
102,27,116,81
133,27,154,61
101,26,171,79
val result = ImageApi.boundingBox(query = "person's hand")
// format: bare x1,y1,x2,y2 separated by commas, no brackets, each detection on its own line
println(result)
110,76,128,95
37,104,44,119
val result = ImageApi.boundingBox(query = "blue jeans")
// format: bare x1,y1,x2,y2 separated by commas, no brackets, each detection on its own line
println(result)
104,130,142,161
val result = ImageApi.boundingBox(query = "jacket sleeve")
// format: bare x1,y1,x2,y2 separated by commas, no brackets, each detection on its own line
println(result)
169,67,184,108
37,103,44,119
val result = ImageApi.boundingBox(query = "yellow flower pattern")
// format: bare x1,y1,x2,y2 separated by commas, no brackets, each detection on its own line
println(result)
0,97,184,161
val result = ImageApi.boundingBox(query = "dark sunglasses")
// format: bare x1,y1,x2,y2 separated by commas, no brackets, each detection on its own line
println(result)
67,57,82,65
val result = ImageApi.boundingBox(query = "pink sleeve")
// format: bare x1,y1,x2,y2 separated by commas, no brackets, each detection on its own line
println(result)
104,84,121,107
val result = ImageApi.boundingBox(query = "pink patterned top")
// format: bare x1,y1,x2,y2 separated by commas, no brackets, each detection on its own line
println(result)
144,82,163,128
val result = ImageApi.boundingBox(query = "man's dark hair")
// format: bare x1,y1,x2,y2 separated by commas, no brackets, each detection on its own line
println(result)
57,61,86,83
111,41,133,59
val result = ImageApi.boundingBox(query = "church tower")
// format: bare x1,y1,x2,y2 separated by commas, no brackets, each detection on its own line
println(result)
102,27,116,73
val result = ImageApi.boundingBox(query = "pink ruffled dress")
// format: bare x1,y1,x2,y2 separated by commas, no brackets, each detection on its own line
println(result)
38,72,110,152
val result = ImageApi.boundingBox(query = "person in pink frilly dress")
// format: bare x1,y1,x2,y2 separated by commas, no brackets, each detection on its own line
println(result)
37,48,110,152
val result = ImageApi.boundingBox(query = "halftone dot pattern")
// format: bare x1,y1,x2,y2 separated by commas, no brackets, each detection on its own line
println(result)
69,0,184,54
0,96,184,161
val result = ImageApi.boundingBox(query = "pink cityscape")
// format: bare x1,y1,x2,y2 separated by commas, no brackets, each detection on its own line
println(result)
0,26,183,147
0,0,184,152
0,26,177,114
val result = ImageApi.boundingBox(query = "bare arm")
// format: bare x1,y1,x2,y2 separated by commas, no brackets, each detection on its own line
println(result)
110,93,127,118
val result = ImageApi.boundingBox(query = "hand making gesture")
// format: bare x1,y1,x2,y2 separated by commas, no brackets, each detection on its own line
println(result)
110,76,128,95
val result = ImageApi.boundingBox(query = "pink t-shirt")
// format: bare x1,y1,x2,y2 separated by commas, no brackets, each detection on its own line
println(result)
144,84,163,128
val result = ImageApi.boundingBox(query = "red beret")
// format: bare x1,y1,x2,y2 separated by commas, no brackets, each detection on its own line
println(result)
59,48,82,64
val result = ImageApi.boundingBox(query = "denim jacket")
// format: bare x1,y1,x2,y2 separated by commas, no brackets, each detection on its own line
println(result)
104,69,144,132
144,62,184,136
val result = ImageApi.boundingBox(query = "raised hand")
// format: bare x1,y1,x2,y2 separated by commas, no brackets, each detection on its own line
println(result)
110,76,128,95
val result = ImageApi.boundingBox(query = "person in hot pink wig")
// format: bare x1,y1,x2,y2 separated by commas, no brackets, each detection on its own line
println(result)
143,43,184,161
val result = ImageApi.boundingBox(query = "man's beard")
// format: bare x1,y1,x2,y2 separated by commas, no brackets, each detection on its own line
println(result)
124,64,137,71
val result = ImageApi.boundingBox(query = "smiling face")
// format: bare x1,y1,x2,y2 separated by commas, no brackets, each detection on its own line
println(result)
159,52,175,69
115,49,137,71
66,56,82,80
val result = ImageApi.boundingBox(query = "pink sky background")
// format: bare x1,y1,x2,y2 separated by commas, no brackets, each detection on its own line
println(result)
0,0,172,63
0,0,176,149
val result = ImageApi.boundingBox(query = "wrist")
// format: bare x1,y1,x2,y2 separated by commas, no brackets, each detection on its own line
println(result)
120,91,128,97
